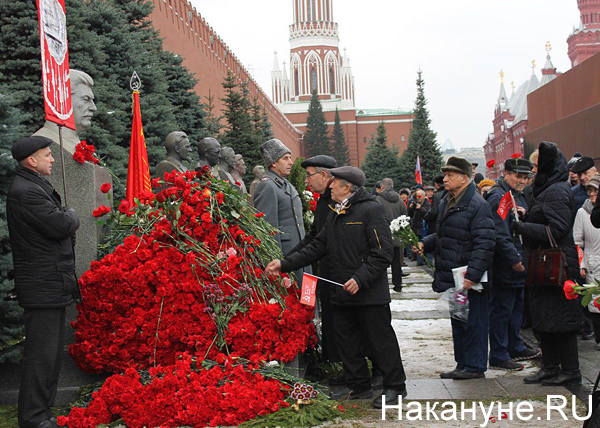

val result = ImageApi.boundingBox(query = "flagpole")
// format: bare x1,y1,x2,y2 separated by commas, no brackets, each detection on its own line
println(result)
58,124,68,206
509,190,522,244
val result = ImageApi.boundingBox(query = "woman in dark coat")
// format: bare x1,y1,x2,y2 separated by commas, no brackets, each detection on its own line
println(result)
514,142,583,386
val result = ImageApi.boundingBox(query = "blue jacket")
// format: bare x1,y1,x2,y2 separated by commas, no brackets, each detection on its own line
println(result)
422,183,496,293
572,184,588,217
484,179,527,288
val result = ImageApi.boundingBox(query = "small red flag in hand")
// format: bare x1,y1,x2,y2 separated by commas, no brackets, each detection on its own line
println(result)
300,274,318,307
497,191,514,220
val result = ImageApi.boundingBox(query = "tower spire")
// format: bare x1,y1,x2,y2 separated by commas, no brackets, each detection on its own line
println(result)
497,70,508,110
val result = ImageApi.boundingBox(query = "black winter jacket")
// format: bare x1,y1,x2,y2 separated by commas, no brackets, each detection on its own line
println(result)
7,168,80,308
484,179,526,288
407,197,431,237
422,183,496,293
289,187,335,278
519,142,582,333
281,188,393,306
424,189,447,235
376,189,407,247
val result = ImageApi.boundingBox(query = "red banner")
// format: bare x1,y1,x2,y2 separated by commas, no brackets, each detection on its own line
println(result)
497,191,514,220
37,0,76,129
126,91,151,205
300,274,318,307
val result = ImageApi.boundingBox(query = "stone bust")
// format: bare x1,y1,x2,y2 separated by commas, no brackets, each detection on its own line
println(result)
230,154,248,194
249,165,265,199
195,137,221,176
155,131,192,178
33,69,96,152
218,146,237,185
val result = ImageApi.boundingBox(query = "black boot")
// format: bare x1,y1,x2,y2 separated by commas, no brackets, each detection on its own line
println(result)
373,388,407,408
523,366,560,384
541,370,582,386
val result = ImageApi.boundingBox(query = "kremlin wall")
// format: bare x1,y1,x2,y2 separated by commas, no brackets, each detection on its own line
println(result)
148,0,304,158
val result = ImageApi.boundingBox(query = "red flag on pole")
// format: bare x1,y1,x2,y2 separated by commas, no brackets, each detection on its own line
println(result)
577,245,585,267
300,273,318,307
415,156,423,185
126,90,151,205
36,0,76,130
497,191,514,220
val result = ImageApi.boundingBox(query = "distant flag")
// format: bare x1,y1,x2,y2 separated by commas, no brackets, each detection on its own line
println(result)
126,72,151,205
415,156,423,185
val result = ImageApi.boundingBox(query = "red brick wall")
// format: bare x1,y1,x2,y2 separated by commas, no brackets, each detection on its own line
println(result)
149,0,303,158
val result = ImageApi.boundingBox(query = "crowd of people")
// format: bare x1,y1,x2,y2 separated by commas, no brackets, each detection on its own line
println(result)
8,133,600,422
259,138,600,406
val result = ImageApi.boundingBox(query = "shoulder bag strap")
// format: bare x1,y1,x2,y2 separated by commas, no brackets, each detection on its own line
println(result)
545,225,558,249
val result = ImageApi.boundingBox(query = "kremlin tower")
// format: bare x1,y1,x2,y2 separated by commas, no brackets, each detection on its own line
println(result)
272,0,413,166
568,0,600,67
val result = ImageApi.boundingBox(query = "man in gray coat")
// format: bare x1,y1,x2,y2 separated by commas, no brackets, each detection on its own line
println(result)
253,139,310,282
376,178,408,292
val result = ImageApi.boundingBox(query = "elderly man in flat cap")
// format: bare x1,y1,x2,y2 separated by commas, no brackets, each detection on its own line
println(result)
7,136,80,428
253,139,310,282
571,156,597,214
266,166,407,409
287,155,340,364
416,156,495,380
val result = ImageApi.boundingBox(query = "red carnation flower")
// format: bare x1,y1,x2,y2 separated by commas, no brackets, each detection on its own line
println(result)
100,183,111,193
563,280,579,300
511,153,522,159
594,298,600,310
486,160,496,168
92,205,111,218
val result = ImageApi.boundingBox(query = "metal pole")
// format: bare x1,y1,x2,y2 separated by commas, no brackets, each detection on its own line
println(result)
58,125,68,206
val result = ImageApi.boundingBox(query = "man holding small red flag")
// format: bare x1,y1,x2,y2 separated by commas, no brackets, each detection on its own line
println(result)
484,157,540,372
126,82,152,205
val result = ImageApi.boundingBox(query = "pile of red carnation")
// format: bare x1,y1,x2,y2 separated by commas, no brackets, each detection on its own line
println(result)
62,170,316,427
59,354,290,428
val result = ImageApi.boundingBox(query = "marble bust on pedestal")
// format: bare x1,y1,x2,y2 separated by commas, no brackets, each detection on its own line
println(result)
230,154,248,195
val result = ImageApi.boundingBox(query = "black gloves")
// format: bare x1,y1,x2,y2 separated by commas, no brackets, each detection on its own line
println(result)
512,220,524,234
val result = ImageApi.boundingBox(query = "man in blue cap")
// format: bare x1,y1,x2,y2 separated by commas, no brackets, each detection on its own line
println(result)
8,136,80,428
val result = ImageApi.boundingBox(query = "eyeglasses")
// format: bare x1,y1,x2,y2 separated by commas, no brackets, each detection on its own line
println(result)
306,171,322,178
588,188,598,194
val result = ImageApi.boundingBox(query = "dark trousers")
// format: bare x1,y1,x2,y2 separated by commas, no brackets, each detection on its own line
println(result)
333,304,406,392
18,308,66,428
488,288,527,364
451,290,489,373
391,247,403,287
539,331,579,372
592,311,600,343
318,283,341,363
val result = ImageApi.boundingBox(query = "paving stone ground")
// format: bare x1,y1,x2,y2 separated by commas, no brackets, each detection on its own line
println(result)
324,260,595,427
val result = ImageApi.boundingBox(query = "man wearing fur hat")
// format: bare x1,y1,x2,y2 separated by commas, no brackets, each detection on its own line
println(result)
253,139,310,282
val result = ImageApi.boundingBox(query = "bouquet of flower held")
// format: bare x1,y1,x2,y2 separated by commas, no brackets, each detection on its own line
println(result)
564,279,600,312
390,215,434,269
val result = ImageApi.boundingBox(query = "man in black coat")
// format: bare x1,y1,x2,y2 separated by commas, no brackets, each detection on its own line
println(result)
419,157,495,379
424,175,446,236
571,157,597,215
376,177,408,292
7,136,80,428
485,158,540,372
287,155,339,363
266,166,407,408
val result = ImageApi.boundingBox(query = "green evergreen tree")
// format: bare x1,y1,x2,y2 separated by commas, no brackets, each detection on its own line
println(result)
0,0,207,197
0,91,25,363
303,91,330,157
288,158,311,232
330,108,350,165
360,122,401,189
220,75,262,171
260,107,273,141
398,70,442,188
204,90,224,138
